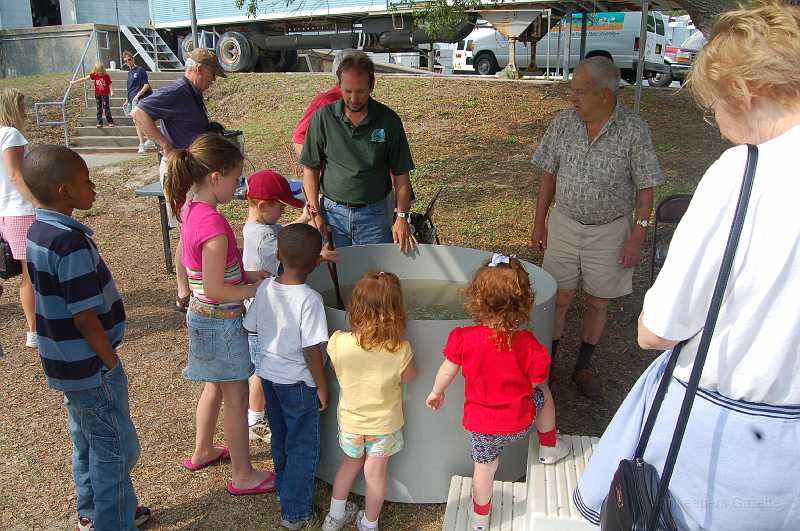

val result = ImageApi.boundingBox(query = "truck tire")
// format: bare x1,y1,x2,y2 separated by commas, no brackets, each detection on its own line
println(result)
647,68,673,87
178,34,194,64
216,31,258,73
474,53,498,76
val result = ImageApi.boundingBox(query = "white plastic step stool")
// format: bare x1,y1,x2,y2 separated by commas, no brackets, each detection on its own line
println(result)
442,475,527,530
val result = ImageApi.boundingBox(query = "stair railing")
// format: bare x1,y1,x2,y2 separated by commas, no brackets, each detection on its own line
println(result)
34,29,108,147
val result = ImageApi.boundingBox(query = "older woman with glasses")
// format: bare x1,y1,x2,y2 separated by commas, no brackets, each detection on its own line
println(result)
573,2,800,529
122,51,153,154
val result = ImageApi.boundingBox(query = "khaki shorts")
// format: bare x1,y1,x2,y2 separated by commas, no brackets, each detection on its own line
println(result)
542,208,632,299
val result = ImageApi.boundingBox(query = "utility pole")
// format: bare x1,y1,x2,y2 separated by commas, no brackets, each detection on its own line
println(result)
190,0,199,49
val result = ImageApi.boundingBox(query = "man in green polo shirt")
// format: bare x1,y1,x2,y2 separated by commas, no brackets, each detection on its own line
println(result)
300,51,417,251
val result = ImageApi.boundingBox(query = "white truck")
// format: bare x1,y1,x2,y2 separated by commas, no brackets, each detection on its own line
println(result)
459,11,669,83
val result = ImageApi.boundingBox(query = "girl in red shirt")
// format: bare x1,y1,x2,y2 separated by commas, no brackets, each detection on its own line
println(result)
72,63,114,128
426,254,570,530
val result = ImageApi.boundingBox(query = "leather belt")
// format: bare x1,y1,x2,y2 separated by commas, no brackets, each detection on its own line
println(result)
323,196,367,209
576,214,626,226
189,300,243,319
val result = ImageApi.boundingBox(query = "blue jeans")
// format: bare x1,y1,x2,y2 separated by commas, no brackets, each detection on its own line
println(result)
321,195,393,248
64,362,140,531
261,379,320,522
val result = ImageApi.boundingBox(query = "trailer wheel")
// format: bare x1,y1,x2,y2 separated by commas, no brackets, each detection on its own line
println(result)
178,34,194,64
216,32,258,73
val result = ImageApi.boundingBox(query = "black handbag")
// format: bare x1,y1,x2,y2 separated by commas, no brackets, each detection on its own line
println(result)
0,235,22,279
600,144,759,531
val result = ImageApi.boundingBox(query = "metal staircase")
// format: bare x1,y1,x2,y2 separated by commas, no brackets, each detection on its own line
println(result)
120,25,183,72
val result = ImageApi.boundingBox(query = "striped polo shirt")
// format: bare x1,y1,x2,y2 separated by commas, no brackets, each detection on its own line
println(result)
26,209,126,392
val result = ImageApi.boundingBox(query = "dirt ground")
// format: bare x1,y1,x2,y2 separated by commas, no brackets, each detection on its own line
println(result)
0,74,729,530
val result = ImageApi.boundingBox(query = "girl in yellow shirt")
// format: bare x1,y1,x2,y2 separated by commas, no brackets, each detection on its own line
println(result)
323,271,417,531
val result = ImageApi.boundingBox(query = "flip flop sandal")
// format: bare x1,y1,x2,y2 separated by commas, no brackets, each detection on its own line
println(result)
181,446,230,471
175,294,190,313
226,472,276,496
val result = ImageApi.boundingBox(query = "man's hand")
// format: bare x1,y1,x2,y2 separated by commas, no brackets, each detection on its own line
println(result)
392,218,418,252
531,222,548,251
317,385,329,411
320,247,339,263
161,143,176,158
619,232,646,268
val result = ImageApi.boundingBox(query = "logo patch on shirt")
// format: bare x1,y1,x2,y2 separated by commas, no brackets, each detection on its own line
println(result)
370,128,386,143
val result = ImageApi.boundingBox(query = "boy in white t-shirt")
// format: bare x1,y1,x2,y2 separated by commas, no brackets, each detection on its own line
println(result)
242,223,329,529
242,169,336,442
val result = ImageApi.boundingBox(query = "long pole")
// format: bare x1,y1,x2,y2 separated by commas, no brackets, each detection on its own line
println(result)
634,0,650,114
562,10,572,81
190,0,199,49
115,0,122,68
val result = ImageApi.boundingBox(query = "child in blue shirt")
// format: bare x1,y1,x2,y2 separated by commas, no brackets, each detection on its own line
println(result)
23,145,150,531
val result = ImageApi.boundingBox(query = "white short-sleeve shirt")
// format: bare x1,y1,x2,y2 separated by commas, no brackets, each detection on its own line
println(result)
642,125,800,405
243,277,329,387
0,126,31,216
242,221,281,275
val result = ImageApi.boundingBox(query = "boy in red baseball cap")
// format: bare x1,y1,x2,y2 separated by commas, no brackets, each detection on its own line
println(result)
242,169,337,442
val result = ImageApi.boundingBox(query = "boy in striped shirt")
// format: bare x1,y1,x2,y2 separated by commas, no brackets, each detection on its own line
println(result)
23,145,150,531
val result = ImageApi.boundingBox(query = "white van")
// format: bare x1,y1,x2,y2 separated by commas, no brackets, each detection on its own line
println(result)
463,11,668,82
534,11,669,83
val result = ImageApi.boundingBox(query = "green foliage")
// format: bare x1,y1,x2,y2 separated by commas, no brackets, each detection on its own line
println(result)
234,0,259,18
402,0,483,42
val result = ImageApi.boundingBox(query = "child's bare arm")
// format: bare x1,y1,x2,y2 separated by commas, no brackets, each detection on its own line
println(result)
71,75,91,84
72,309,119,369
302,344,329,411
426,359,459,411
401,358,418,383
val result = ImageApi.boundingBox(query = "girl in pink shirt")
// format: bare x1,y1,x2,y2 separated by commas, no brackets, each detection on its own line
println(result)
163,133,274,496
426,255,570,531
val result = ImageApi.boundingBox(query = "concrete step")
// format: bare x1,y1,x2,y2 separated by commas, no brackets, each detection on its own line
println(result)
73,146,141,154
526,434,599,531
442,475,527,531
107,71,183,81
74,125,138,137
70,135,141,148
78,116,133,126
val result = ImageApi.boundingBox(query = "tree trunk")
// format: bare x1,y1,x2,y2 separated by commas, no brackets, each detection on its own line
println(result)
675,0,741,36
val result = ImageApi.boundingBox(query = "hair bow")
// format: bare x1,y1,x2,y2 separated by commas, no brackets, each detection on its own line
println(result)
488,253,510,267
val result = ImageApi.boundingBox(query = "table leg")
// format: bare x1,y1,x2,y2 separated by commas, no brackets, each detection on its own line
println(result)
157,196,174,274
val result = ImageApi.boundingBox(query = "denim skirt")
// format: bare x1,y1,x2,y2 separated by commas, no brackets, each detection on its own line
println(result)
183,307,254,382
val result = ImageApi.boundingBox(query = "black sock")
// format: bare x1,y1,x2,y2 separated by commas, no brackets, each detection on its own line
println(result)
551,339,560,366
575,341,596,372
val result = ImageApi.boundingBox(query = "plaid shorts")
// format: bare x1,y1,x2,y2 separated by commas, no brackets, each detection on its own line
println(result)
469,387,545,464
0,215,35,260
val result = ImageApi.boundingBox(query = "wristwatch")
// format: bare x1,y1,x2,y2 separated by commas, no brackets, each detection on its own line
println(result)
397,212,410,220
635,219,651,229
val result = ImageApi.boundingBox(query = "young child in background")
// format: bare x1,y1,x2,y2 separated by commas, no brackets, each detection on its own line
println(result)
426,254,570,531
322,271,417,531
163,133,273,496
243,223,330,529
22,145,150,530
71,63,114,128
241,169,337,443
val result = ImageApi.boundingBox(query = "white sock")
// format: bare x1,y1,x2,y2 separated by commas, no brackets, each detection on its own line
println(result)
329,497,347,519
247,409,264,427
360,513,378,529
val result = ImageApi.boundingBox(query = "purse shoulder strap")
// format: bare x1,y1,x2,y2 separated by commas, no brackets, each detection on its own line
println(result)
645,144,759,529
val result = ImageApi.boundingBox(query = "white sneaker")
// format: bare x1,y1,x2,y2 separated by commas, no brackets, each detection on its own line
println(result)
25,331,37,349
248,419,271,442
355,510,379,531
137,144,146,154
469,509,490,531
144,139,157,149
322,501,358,531
538,434,571,464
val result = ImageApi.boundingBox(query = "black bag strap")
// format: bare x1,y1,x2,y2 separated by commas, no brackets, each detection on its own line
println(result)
643,144,759,530
183,76,210,123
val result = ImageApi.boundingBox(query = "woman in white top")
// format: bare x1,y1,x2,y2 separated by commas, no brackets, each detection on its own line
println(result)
0,88,36,348
574,4,800,529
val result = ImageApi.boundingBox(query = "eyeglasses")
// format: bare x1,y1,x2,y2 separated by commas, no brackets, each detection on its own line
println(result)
702,101,718,128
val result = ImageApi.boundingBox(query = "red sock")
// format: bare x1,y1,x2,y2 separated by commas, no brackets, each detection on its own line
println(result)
537,428,557,447
473,499,492,515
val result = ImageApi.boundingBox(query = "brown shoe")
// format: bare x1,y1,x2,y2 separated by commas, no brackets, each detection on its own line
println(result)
572,368,602,400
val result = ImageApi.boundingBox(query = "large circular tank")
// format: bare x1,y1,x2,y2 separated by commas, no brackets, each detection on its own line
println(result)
306,244,556,503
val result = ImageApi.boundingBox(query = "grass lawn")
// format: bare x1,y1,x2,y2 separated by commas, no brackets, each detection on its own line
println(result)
0,73,729,530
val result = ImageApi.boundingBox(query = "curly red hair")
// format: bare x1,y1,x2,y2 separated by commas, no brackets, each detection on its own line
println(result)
347,271,406,352
463,257,534,350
